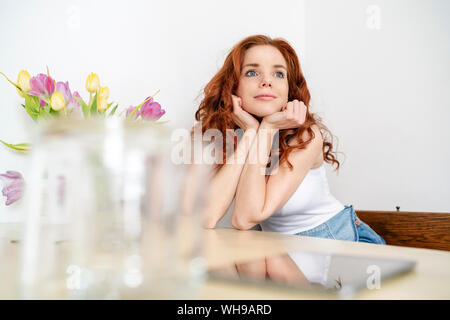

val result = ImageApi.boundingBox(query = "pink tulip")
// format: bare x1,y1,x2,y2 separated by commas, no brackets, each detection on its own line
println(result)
126,105,140,120
140,97,165,121
0,171,25,206
72,91,84,108
28,73,55,103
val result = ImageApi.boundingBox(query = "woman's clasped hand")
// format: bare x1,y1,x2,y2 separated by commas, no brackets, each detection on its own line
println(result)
231,94,307,131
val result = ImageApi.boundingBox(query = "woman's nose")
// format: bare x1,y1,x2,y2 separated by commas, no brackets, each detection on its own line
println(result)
260,78,272,87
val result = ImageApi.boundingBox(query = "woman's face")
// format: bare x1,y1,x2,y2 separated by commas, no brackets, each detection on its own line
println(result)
236,45,289,117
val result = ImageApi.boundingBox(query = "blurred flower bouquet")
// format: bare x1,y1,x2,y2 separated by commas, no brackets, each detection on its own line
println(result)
0,68,167,206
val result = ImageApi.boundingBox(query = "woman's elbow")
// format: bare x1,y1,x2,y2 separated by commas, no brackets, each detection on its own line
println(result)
231,214,255,231
202,218,217,229
201,206,226,229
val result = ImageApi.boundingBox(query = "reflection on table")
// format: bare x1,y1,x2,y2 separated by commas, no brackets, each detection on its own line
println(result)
208,250,416,298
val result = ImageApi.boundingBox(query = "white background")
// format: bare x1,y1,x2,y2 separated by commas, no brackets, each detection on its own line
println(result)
0,0,449,222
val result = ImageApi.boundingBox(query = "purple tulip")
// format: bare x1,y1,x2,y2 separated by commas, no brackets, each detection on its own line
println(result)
28,73,55,103
140,97,165,121
56,81,80,111
0,171,25,206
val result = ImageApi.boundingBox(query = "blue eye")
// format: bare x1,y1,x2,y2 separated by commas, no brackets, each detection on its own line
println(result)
244,70,285,78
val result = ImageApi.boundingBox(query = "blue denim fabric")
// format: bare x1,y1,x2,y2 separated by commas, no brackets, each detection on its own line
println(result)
295,205,386,245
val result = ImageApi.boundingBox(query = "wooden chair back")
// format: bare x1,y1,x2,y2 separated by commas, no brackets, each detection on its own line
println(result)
355,210,450,251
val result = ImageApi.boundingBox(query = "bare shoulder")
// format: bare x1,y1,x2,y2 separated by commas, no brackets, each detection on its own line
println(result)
284,124,323,168
287,124,323,147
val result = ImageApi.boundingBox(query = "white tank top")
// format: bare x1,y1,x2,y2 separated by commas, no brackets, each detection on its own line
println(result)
259,164,345,234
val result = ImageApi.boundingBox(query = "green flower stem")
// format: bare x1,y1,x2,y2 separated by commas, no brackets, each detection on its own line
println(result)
0,140,30,152
88,92,93,117
0,72,22,92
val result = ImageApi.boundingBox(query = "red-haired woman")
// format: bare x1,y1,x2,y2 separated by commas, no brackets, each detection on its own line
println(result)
193,35,385,244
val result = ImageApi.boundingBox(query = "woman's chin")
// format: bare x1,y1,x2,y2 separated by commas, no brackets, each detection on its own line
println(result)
249,109,280,118
245,103,282,118
253,112,270,118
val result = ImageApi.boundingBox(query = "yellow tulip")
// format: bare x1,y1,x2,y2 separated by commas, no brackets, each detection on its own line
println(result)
50,91,66,111
16,70,32,98
97,86,109,101
86,72,100,93
97,98,108,112
97,86,109,112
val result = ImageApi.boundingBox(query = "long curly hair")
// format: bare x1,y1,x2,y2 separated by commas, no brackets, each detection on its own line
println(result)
193,35,341,172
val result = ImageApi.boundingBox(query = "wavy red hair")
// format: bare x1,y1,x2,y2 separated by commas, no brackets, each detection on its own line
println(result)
193,35,341,172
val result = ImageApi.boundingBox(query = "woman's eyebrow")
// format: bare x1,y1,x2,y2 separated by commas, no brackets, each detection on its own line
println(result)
243,63,287,70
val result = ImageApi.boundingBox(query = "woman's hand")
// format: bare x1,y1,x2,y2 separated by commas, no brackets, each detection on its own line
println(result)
261,99,307,130
231,95,260,131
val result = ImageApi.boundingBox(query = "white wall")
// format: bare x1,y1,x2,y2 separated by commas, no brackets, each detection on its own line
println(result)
0,0,306,221
303,0,450,212
0,0,448,222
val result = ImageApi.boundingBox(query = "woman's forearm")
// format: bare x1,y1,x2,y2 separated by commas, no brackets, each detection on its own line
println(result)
232,123,278,229
203,129,258,228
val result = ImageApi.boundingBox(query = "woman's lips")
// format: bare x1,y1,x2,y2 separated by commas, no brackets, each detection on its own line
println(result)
255,95,276,101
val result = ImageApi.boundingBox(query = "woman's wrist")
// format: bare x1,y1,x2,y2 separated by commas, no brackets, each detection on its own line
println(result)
260,119,270,129
243,124,260,132
260,119,279,133
242,127,259,139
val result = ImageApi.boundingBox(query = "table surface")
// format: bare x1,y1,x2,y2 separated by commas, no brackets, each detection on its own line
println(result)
1,223,450,299
200,228,450,299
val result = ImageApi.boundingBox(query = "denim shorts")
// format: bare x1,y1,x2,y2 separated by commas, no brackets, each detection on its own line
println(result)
295,205,386,245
